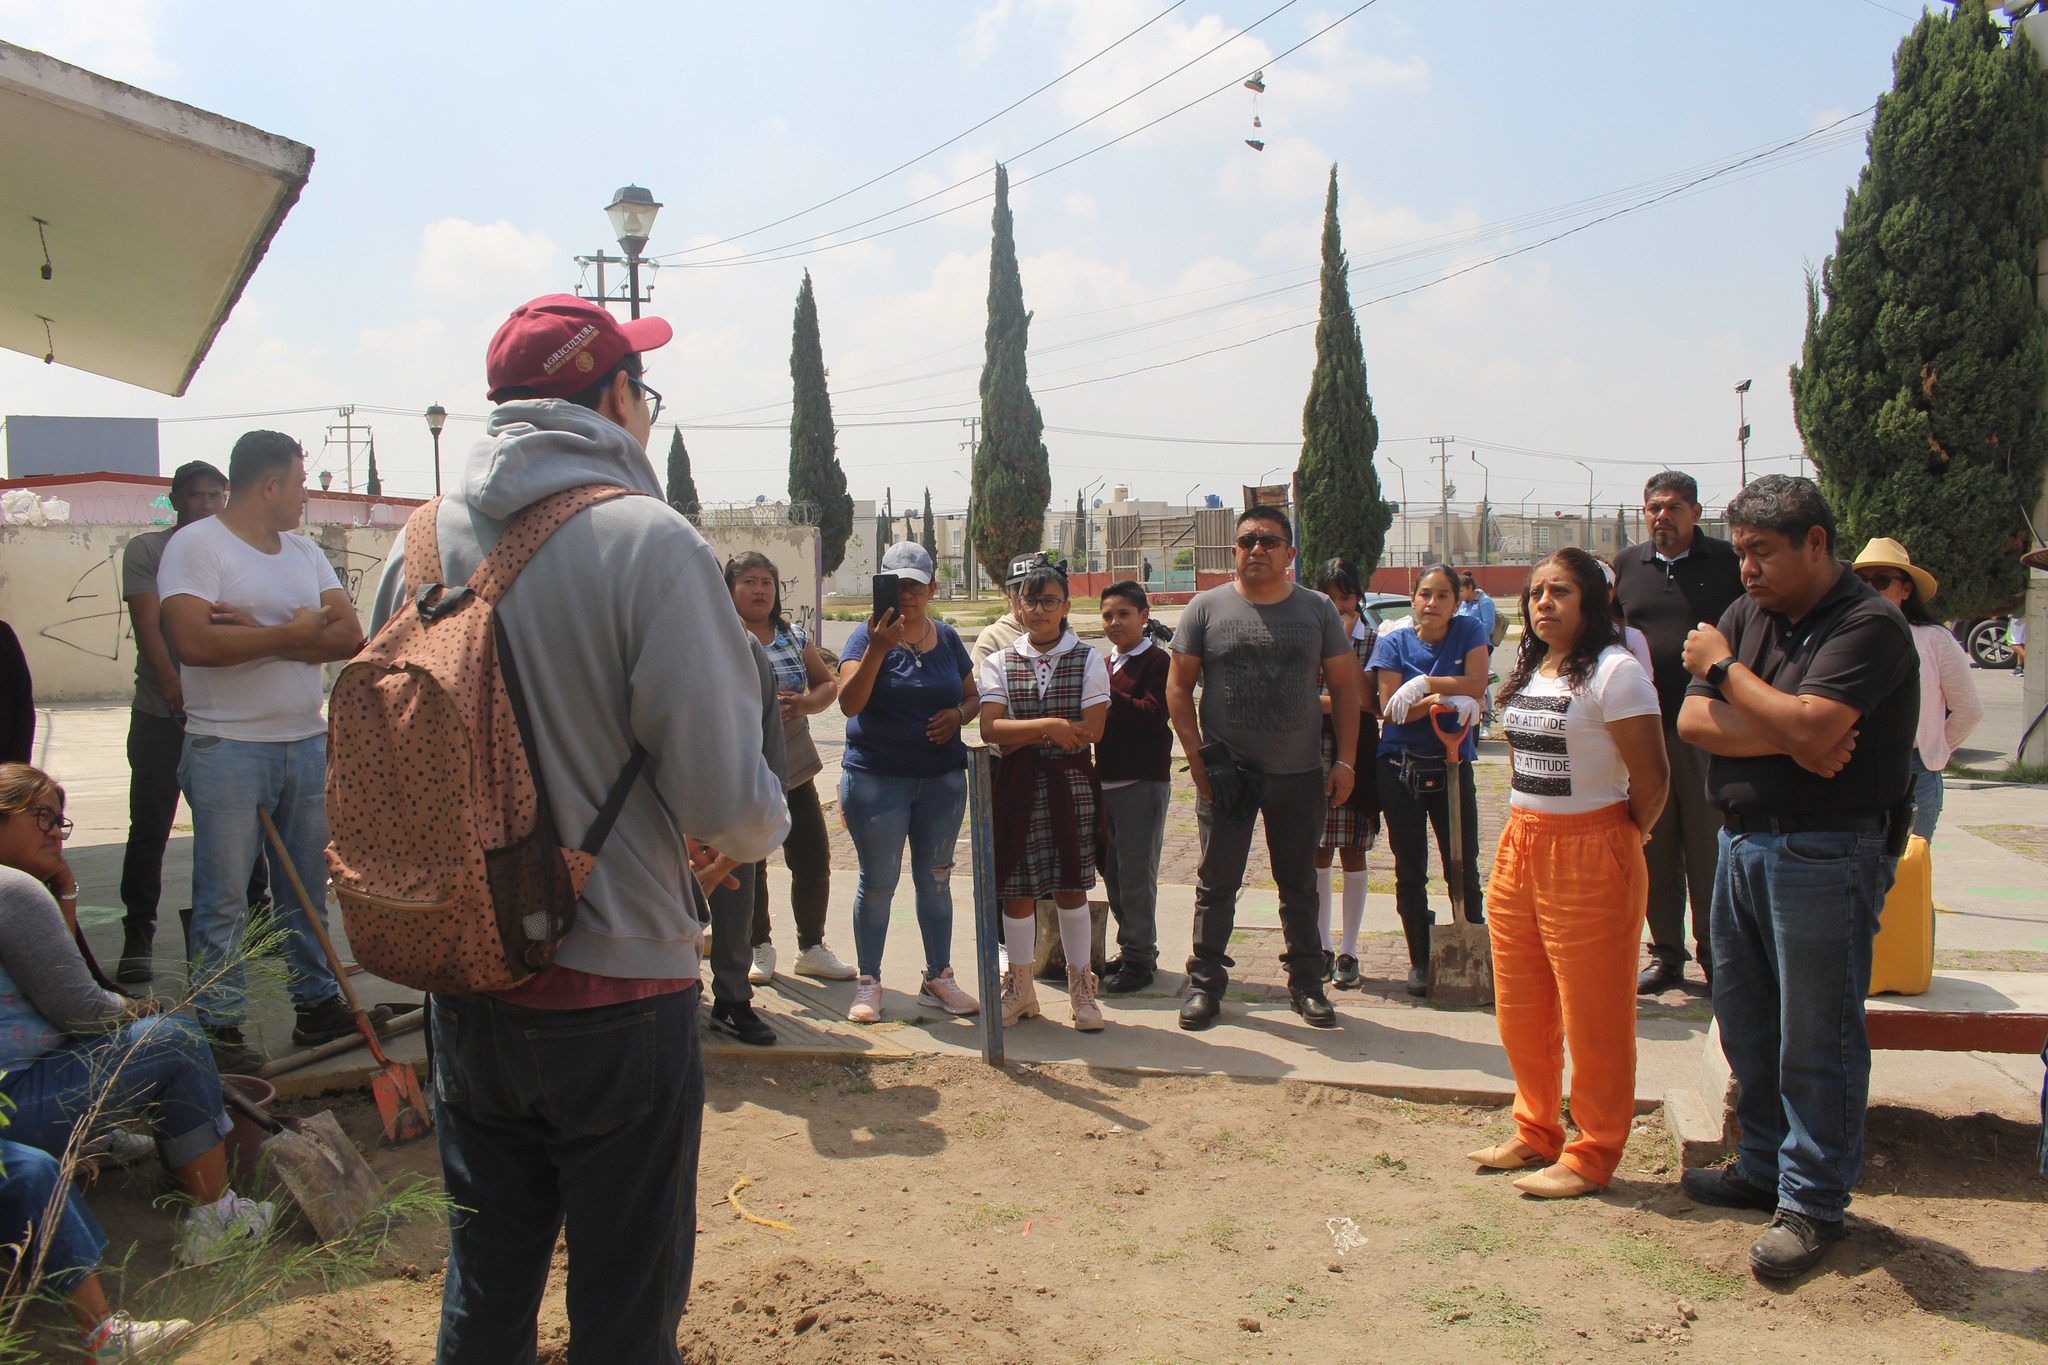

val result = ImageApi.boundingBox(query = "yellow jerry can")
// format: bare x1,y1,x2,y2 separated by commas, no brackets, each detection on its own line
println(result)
1868,834,1933,997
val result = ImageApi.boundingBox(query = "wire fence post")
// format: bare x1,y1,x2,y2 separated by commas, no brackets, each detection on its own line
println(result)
967,743,1004,1066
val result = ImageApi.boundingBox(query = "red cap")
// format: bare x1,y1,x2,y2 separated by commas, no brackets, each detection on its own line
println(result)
485,294,672,401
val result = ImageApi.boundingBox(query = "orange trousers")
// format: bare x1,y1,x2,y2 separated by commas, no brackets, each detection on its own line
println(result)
1486,801,1648,1185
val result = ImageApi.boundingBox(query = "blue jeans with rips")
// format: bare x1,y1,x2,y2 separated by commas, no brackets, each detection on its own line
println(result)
1710,827,1897,1222
0,1014,229,1170
431,985,704,1365
178,734,340,1027
839,768,966,980
0,1139,106,1296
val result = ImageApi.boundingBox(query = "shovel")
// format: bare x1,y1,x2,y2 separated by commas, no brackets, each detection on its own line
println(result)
1426,702,1494,1007
257,809,433,1144
220,1085,381,1242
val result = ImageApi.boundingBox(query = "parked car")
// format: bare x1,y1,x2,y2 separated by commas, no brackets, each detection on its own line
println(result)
1361,592,1415,632
1954,616,2015,670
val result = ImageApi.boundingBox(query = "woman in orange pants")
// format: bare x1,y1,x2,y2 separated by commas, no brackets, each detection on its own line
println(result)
1471,547,1669,1198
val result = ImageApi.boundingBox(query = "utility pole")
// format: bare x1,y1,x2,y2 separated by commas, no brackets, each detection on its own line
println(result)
1428,434,1455,564
959,417,979,597
323,405,371,494
1735,378,1753,487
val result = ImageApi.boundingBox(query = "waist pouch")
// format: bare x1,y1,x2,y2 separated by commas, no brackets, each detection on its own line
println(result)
1396,751,1447,800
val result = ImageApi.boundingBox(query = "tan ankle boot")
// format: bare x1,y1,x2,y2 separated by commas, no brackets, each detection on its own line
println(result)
1067,964,1104,1032
1001,965,1040,1027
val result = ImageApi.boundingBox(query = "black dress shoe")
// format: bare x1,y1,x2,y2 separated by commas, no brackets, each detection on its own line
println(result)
1178,990,1221,1031
1321,950,1336,983
1637,958,1684,994
1100,961,1154,995
1680,1164,1778,1211
116,926,155,984
1291,988,1339,1028
1749,1210,1844,1280
709,1000,778,1047
1405,968,1428,998
1332,954,1361,989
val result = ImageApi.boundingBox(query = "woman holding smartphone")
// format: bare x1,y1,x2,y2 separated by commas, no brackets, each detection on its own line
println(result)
836,542,980,1023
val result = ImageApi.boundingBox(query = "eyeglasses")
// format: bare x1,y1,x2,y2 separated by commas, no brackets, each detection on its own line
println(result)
24,807,71,838
628,377,663,425
1021,595,1068,611
1235,533,1287,551
1857,571,1904,591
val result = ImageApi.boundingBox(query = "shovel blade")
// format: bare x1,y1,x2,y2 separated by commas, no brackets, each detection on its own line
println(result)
1429,921,1495,1007
261,1111,382,1242
372,1065,434,1145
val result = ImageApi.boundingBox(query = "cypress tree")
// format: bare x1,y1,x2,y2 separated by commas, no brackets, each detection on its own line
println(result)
664,429,701,517
922,487,935,554
1791,0,2048,620
970,164,1053,581
364,439,382,497
1295,165,1391,575
789,271,855,573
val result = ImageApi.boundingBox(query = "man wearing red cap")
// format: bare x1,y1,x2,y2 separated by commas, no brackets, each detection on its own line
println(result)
369,295,789,1363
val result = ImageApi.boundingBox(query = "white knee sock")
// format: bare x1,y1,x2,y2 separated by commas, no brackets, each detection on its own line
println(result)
1056,901,1094,974
1003,914,1035,975
1340,868,1366,957
1315,866,1334,950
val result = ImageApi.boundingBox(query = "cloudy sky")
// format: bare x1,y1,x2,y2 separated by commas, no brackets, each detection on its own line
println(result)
1,0,1941,520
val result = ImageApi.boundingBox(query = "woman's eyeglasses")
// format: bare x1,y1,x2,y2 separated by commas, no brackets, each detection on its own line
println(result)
24,807,72,838
628,377,664,424
1235,533,1287,551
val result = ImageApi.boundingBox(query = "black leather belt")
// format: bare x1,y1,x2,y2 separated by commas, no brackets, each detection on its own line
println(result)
1723,812,1888,835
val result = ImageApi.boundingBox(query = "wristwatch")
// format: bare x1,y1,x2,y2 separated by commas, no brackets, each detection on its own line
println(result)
1705,656,1737,688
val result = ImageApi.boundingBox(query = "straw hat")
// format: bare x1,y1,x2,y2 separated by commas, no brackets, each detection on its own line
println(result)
1851,537,1938,602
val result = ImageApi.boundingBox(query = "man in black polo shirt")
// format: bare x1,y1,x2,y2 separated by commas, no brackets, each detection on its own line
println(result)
1675,475,1917,1281
1614,471,1744,993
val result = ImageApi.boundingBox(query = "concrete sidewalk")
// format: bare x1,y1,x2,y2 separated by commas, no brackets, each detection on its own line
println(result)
32,701,2048,1143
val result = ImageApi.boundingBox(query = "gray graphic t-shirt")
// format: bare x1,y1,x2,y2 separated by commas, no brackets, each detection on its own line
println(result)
1173,582,1348,775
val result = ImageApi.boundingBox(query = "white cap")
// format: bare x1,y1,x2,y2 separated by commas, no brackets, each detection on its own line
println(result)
881,541,934,584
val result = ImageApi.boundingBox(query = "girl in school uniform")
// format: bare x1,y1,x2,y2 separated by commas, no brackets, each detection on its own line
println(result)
977,564,1112,1030
1313,558,1380,990
1471,547,1668,1198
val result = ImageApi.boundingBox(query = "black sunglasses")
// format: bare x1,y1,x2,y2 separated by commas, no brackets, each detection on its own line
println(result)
1235,533,1287,551
1857,571,1904,591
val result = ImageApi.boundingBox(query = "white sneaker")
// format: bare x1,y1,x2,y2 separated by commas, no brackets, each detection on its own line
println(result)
748,944,776,985
793,942,857,980
87,1311,195,1360
175,1193,276,1267
916,967,980,1016
849,976,884,1024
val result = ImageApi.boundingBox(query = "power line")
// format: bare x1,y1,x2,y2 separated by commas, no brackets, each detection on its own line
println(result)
666,0,1193,259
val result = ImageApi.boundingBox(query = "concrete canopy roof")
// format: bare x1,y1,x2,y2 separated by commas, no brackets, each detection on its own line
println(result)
0,41,312,397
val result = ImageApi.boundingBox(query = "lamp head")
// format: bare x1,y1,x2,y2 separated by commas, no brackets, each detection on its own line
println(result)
424,403,447,434
605,185,663,258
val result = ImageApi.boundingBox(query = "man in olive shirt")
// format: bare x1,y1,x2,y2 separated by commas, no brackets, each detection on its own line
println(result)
1676,476,1917,1282
1614,470,1744,992
1167,507,1363,1031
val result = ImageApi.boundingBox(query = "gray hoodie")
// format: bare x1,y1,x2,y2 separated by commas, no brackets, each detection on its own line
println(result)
369,400,789,982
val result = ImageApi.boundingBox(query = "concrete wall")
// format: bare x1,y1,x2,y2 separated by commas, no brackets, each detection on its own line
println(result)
698,523,823,638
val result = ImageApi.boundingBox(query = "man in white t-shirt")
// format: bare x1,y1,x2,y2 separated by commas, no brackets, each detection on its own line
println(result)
158,431,366,1071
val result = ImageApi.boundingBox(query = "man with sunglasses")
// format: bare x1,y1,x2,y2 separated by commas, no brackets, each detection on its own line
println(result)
1167,506,1364,1030
366,293,788,1363
1613,470,1743,994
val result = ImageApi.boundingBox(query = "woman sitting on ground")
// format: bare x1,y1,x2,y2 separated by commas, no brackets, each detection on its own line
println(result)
0,763,274,1266
1473,548,1667,1198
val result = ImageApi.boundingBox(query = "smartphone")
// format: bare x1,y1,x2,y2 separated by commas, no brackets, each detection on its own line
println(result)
870,573,902,622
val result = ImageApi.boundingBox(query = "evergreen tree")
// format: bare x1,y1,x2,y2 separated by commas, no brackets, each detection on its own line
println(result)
789,271,854,573
364,439,382,497
922,487,935,555
970,164,1053,580
1295,165,1390,575
1791,0,2048,619
664,429,701,516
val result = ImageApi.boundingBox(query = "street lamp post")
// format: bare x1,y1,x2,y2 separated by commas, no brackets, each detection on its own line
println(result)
424,403,446,497
1183,480,1200,516
1387,458,1410,566
1734,378,1753,487
577,185,663,319
1570,459,1595,551
1468,450,1490,566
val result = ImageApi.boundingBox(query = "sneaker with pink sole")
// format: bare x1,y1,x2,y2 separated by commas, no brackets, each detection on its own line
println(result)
916,968,980,1016
849,977,884,1024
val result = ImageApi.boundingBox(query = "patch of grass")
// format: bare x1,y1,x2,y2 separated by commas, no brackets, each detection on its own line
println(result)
1947,760,2048,785
1332,1151,1410,1180
1245,1278,1334,1320
943,1201,1033,1234
839,1068,877,1095
961,1105,1017,1140
1608,1235,1746,1301
1412,1285,1544,1363
1202,1214,1246,1252
1146,1246,1191,1266
1413,1218,1511,1264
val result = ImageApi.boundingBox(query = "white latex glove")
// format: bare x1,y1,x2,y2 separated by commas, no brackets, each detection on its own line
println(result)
1386,674,1431,724
1444,693,1482,729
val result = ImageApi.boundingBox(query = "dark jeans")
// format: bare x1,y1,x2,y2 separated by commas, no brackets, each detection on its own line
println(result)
1645,728,1718,966
119,708,265,937
1100,780,1170,970
431,986,704,1365
752,778,830,949
710,861,760,1006
1376,753,1485,929
1711,828,1895,1222
1189,768,1326,994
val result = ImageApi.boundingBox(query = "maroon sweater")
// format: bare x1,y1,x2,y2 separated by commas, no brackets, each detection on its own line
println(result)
1095,643,1172,783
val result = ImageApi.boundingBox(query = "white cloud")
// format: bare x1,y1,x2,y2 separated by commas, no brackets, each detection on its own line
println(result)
1063,190,1098,219
0,0,171,84
412,219,561,299
964,0,1017,66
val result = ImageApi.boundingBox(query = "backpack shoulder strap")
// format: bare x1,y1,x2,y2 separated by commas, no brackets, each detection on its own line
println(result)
401,497,445,592
467,485,643,605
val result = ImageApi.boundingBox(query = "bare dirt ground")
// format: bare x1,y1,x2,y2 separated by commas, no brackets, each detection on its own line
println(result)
30,1054,2045,1363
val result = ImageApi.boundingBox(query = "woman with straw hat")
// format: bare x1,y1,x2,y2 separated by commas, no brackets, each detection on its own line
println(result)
1850,538,1983,840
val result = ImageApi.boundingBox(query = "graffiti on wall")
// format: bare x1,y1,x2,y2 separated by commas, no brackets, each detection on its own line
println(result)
38,549,127,662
